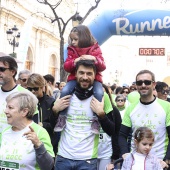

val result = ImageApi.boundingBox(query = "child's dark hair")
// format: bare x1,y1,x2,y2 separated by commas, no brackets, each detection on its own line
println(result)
69,25,96,48
134,127,154,143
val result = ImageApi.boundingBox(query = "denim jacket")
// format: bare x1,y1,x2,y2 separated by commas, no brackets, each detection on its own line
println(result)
121,152,163,170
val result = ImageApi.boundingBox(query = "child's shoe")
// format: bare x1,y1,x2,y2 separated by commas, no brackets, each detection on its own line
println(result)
54,115,66,132
90,117,100,134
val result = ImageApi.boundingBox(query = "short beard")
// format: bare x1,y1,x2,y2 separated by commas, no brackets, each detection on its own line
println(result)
77,81,91,90
139,88,152,98
0,81,5,86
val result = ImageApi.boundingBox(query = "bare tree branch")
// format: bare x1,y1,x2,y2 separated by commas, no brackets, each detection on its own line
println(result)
36,0,102,81
79,0,101,24
31,11,54,22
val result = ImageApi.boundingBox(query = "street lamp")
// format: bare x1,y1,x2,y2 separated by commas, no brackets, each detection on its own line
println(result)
6,25,20,58
72,12,83,27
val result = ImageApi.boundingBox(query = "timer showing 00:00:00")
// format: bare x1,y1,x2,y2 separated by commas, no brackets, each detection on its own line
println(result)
139,48,165,56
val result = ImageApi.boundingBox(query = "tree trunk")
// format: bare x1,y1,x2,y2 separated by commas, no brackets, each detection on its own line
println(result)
60,37,68,82
36,0,102,82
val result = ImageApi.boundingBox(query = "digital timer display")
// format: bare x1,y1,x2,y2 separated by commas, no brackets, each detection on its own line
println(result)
139,48,165,56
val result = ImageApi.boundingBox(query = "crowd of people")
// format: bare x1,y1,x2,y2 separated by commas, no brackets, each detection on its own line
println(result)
1,25,170,170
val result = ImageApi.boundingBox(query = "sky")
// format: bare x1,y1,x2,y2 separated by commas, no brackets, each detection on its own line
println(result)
32,0,170,85
74,0,170,85
81,0,170,23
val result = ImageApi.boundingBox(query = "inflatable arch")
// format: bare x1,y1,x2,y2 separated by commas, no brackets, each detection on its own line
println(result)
64,9,170,60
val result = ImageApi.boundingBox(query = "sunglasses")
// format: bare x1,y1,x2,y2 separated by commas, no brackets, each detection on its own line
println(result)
161,90,169,94
0,67,10,72
19,78,27,82
116,99,124,102
27,87,39,92
123,91,129,94
136,80,154,86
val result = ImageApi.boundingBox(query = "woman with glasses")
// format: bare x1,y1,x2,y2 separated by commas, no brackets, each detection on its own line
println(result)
115,94,126,119
17,69,31,89
121,87,130,99
129,85,137,93
155,81,170,102
27,73,57,154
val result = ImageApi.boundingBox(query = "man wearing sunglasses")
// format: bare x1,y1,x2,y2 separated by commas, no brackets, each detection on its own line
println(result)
0,52,32,134
155,81,170,102
18,69,31,89
119,69,170,169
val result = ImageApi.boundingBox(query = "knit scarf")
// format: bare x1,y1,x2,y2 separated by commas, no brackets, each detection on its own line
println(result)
74,84,93,100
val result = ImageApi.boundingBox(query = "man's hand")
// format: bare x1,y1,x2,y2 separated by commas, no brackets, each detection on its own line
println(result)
90,97,105,118
23,126,42,148
106,163,114,170
164,159,170,168
122,153,130,159
52,95,71,115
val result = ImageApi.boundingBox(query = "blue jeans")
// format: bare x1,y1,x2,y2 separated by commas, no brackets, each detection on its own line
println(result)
55,155,97,170
60,80,77,98
93,81,103,102
59,80,104,116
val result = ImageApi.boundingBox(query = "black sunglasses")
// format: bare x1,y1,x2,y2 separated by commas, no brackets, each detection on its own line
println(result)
116,99,124,102
0,67,10,72
19,78,27,82
161,90,170,94
136,80,154,86
27,87,39,92
123,91,129,94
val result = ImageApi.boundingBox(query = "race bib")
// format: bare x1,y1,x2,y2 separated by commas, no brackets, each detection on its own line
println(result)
0,160,20,170
99,133,107,142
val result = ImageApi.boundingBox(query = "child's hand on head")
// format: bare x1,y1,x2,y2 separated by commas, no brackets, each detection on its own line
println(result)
74,58,81,64
81,55,96,61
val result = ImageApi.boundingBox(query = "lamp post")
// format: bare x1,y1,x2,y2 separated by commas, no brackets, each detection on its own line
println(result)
6,25,20,58
72,12,83,27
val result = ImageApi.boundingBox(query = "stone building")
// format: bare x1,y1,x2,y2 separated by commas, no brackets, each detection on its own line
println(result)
0,0,75,81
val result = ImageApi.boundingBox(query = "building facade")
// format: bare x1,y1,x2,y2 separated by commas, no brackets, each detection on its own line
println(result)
0,0,75,81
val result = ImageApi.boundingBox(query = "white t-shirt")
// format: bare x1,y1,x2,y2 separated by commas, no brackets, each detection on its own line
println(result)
98,128,112,159
98,92,113,159
132,152,145,170
58,94,99,160
122,98,170,159
0,122,54,170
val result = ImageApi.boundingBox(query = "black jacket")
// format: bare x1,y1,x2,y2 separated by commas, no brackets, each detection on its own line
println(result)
33,94,57,153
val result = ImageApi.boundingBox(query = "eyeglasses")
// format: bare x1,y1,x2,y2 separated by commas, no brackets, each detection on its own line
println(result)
123,91,129,94
27,87,39,92
161,89,169,94
0,67,10,72
136,80,154,86
116,99,124,102
19,78,27,82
